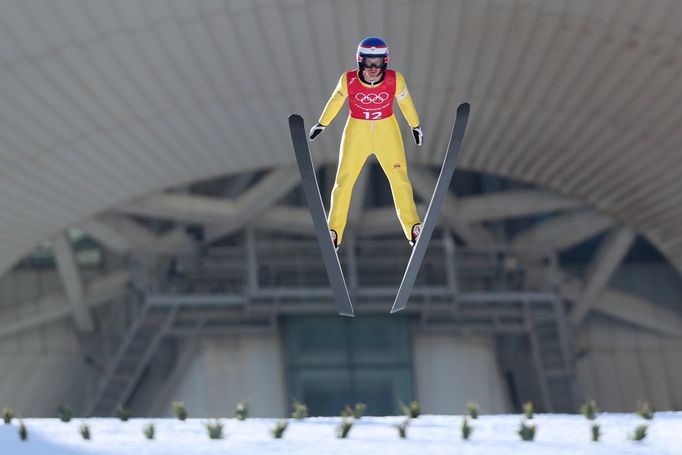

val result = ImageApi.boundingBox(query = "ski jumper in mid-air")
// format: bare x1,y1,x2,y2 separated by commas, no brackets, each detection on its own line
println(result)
309,37,424,250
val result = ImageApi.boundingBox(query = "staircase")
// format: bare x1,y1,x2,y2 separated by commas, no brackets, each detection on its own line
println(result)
524,298,579,413
85,301,178,416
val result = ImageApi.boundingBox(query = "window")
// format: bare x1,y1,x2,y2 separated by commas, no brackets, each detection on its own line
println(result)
284,315,413,416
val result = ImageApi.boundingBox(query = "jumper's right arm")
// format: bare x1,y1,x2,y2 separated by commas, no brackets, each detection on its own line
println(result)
310,74,348,140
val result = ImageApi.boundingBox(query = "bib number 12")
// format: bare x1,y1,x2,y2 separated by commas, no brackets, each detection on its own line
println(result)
363,111,383,120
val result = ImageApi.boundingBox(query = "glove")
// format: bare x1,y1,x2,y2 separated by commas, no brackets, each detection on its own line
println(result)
309,123,326,141
412,126,423,146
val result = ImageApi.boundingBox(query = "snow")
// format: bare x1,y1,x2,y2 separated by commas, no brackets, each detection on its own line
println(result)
1,413,681,454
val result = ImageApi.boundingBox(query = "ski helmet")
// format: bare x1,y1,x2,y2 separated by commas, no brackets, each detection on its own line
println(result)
356,37,390,71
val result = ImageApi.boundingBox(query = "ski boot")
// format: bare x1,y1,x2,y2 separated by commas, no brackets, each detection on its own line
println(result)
330,229,339,252
409,223,422,247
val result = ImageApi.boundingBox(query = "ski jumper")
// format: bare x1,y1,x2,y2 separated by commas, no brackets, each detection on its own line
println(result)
318,69,421,245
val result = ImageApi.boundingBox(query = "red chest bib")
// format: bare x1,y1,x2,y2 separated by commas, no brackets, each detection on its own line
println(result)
346,70,396,120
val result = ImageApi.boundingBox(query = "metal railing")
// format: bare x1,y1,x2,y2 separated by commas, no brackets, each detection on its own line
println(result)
136,237,557,299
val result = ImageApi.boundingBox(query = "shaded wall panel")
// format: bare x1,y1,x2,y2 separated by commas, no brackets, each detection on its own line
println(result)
413,332,510,414
575,319,682,412
167,332,287,418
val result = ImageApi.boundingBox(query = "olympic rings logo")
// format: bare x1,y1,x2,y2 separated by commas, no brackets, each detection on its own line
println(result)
354,92,390,105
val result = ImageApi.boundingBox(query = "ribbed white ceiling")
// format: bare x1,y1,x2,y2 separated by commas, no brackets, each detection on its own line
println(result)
0,0,681,275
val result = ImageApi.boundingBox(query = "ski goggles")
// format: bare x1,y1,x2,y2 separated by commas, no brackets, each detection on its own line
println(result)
359,56,388,68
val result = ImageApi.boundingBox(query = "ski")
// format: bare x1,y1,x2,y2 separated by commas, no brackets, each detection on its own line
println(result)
390,102,471,313
289,114,355,317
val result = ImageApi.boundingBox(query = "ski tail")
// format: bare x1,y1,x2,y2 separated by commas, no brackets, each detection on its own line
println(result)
390,103,470,313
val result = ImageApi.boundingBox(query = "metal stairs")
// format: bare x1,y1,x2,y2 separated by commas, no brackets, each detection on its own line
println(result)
524,298,579,413
85,301,178,416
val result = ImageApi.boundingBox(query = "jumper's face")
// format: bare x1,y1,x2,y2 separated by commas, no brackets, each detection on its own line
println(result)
362,57,383,80
364,67,382,80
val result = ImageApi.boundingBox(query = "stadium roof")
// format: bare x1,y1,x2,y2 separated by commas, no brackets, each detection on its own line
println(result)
1,0,681,277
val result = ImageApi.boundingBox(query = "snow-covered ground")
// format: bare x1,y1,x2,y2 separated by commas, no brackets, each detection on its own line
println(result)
1,413,681,454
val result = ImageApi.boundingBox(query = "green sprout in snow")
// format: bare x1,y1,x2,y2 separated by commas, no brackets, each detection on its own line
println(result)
172,401,188,421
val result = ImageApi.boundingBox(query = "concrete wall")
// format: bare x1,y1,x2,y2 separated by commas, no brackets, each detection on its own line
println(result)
413,331,511,414
156,331,288,418
0,318,85,417
567,261,682,411
0,269,87,417
0,269,63,311
574,317,682,412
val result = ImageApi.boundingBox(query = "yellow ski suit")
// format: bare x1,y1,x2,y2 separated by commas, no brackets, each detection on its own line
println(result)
318,70,421,245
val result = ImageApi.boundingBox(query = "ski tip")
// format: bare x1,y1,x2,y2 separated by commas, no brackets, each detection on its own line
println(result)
339,311,355,318
457,103,470,116
288,114,304,127
389,306,405,314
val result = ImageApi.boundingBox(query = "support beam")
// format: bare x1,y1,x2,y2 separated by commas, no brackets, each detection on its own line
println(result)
203,165,301,242
86,205,315,255
52,233,95,332
118,193,237,224
570,226,636,325
465,198,678,337
410,168,495,245
527,267,682,337
78,218,132,253
252,206,313,234
512,209,614,254
84,215,196,254
223,172,257,197
155,227,197,253
0,270,129,339
453,190,583,221
116,166,301,244
594,287,682,337
94,215,164,253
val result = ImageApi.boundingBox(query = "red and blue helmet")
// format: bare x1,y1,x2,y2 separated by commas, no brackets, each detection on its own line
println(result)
356,37,390,71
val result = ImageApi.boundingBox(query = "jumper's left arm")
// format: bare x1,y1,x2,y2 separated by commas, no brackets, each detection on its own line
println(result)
395,72,423,145
395,71,420,129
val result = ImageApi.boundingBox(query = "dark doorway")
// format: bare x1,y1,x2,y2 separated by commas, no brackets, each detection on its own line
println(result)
284,315,413,416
